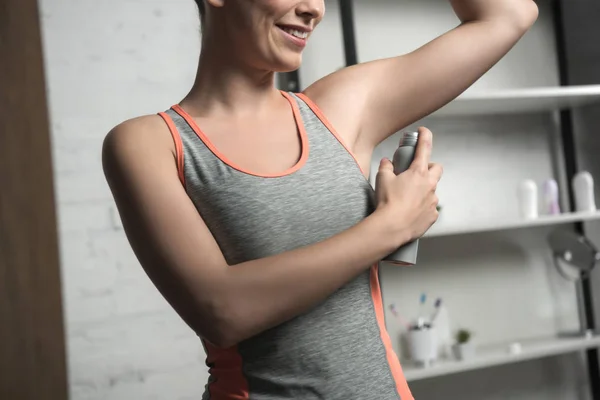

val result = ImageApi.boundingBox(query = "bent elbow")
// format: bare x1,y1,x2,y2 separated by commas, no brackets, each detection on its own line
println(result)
512,1,539,32
203,317,242,349
198,299,246,349
204,331,240,350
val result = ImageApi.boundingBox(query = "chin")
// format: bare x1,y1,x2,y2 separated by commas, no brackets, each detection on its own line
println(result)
270,54,303,73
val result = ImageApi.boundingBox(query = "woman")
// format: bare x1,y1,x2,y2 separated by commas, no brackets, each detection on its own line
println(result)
102,0,538,399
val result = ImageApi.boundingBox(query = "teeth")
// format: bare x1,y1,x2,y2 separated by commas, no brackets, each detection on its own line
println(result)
283,28,308,39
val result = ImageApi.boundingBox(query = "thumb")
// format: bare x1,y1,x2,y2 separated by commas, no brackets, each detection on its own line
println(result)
376,158,394,189
378,157,394,173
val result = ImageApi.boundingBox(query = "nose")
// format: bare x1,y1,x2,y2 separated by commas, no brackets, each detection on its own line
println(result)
296,0,325,21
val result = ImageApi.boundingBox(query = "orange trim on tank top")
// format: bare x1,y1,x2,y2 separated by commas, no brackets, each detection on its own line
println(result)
370,264,415,400
203,341,249,400
158,111,186,187
295,92,368,177
171,91,309,178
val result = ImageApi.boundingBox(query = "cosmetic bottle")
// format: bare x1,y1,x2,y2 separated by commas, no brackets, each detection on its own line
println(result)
383,132,419,266
518,179,538,220
543,179,561,215
573,171,597,213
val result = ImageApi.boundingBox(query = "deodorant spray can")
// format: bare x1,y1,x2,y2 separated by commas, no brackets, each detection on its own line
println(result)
383,131,420,266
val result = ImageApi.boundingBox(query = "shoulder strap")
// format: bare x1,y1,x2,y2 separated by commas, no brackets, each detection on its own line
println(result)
163,107,234,185
158,111,185,186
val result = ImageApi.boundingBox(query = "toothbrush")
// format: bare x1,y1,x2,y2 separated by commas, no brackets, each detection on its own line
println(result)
417,293,427,328
430,298,442,323
389,304,411,329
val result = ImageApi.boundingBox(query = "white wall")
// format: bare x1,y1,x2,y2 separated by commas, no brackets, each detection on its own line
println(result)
40,0,592,399
301,0,559,92
40,0,208,399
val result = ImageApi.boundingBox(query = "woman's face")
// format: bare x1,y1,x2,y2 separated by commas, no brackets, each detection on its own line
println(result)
207,0,325,72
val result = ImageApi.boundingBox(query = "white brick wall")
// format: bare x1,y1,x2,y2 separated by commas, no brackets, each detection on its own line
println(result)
40,0,208,398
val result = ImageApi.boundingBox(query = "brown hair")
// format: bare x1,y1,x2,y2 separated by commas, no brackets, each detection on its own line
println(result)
194,0,205,19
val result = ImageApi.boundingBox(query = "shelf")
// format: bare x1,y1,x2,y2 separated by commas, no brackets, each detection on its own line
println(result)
424,211,600,238
403,334,600,382
431,85,600,117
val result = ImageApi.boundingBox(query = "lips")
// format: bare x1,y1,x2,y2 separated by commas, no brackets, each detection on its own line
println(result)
276,25,311,48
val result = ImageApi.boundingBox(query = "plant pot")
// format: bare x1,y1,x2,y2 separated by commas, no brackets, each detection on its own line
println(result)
452,342,475,361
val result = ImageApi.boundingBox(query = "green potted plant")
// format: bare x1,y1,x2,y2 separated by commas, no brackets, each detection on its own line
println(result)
452,329,475,361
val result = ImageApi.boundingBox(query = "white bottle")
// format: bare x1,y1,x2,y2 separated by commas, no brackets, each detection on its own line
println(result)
517,179,538,220
573,171,597,213
432,303,452,359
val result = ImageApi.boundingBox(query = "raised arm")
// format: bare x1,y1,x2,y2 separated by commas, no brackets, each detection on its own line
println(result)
304,0,539,151
102,118,441,349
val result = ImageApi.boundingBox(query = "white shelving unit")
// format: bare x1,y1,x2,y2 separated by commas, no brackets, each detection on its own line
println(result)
334,3,600,397
432,85,600,117
403,335,600,382
424,211,600,238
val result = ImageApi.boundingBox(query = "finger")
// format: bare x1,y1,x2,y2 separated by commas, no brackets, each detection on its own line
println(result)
429,163,444,182
378,157,394,173
376,158,394,188
412,127,433,171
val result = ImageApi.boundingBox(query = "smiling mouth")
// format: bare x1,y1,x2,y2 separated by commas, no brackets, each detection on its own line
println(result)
277,26,310,40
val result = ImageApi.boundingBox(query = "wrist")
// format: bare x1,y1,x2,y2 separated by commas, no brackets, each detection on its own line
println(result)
371,206,412,252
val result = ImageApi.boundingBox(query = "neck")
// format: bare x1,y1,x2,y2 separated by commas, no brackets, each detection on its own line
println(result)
181,36,282,117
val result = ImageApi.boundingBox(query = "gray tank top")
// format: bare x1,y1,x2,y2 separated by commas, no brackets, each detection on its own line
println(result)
158,91,413,400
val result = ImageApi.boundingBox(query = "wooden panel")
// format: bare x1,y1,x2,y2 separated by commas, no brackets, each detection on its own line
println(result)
0,0,69,399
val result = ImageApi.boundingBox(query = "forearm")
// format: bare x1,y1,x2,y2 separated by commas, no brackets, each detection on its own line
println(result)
450,0,538,28
212,208,404,347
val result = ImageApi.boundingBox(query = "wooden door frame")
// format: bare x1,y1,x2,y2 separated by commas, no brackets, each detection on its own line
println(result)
0,0,69,399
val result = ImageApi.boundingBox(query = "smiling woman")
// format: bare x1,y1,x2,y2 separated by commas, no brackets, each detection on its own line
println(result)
102,0,537,399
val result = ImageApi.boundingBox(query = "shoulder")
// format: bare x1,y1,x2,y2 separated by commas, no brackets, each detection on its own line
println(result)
103,114,174,162
102,114,177,182
103,114,172,154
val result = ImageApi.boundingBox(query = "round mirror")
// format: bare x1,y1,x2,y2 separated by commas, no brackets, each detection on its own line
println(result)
547,229,600,280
